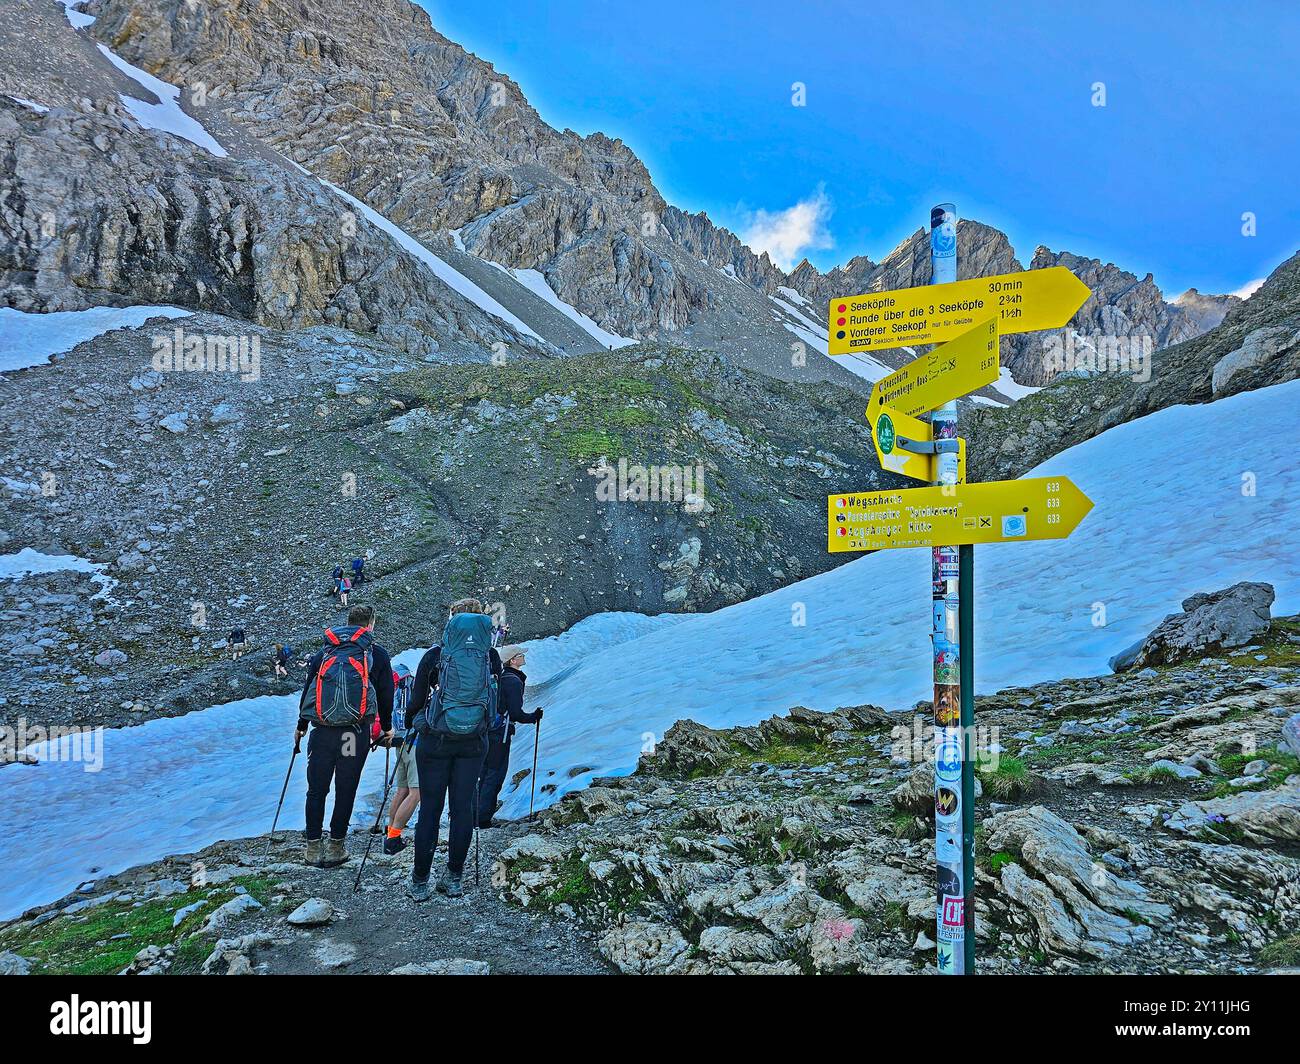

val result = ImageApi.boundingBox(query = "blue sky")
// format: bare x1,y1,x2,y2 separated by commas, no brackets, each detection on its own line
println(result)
419,0,1298,297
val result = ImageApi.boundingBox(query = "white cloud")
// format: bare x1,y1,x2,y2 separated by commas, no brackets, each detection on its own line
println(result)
1231,278,1265,299
741,186,833,270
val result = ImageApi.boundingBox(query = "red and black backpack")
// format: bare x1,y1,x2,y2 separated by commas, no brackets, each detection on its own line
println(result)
299,625,376,728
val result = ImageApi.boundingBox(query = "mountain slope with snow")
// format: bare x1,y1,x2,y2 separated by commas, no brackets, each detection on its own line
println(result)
506,375,1300,815
1,376,1297,918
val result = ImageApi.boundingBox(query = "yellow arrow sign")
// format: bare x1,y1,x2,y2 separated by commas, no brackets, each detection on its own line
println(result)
871,405,966,483
868,317,999,417
827,476,1094,553
828,266,1090,355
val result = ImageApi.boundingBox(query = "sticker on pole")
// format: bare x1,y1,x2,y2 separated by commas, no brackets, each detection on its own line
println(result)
935,732,962,783
938,894,965,942
870,404,967,483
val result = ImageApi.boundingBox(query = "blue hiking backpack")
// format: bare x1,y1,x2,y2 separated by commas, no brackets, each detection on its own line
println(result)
413,612,497,737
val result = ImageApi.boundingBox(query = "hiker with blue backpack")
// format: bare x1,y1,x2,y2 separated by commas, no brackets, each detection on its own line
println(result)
476,644,542,828
405,597,501,900
295,604,394,868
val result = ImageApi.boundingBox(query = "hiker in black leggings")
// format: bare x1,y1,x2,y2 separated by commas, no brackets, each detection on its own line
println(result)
411,730,486,896
405,600,501,899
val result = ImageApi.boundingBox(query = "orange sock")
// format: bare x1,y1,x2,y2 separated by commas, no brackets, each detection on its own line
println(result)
387,826,402,838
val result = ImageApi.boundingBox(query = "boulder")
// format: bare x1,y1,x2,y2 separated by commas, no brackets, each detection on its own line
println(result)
599,921,690,975
985,806,1171,958
1124,582,1274,670
1282,713,1300,760
890,762,934,815
638,719,736,778
1211,325,1300,397
0,951,33,975
286,898,334,927
1165,779,1300,846
201,893,263,933
696,925,783,964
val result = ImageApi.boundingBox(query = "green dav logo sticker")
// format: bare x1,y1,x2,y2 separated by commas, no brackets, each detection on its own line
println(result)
876,413,896,454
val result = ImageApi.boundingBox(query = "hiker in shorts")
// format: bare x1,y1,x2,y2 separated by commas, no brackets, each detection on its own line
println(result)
405,598,500,900
380,665,419,853
272,643,291,678
227,627,247,661
477,644,542,828
296,604,394,868
336,574,351,607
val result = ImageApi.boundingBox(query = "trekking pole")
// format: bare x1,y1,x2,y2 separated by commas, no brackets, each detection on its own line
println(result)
266,732,302,855
369,744,391,835
528,714,542,822
353,742,401,893
473,781,481,889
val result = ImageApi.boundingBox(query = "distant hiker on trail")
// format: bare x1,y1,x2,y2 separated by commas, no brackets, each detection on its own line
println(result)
295,604,394,868
272,643,292,678
227,627,247,661
477,644,542,829
405,598,500,900
380,664,419,854
352,557,366,586
335,574,352,607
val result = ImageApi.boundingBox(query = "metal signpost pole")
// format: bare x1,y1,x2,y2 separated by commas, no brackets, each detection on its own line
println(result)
928,202,969,974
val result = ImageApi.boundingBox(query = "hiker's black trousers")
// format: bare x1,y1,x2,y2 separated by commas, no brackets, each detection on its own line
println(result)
476,730,513,827
304,724,371,840
413,732,487,879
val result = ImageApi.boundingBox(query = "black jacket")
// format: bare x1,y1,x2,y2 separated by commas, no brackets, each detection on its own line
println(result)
496,665,540,738
301,641,394,731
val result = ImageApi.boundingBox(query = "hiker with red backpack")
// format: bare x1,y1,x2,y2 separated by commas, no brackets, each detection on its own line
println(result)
405,598,500,900
295,604,394,868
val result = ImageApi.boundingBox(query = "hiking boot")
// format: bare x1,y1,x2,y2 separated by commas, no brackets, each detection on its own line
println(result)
382,834,407,856
303,838,323,866
320,836,348,868
407,875,432,903
436,870,464,897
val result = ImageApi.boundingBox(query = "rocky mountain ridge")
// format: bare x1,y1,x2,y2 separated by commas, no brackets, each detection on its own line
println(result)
1,0,1235,393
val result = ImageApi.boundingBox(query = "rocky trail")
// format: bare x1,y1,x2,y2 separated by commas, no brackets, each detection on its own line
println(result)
0,814,611,976
4,592,1298,976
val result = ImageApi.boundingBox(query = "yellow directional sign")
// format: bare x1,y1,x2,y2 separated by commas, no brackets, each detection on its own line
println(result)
871,405,966,483
868,317,999,417
828,266,1091,354
827,476,1094,553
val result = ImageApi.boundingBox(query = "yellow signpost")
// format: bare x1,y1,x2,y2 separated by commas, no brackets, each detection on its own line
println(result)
825,209,1094,978
870,404,967,483
828,265,1091,355
869,317,999,416
826,476,1094,553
